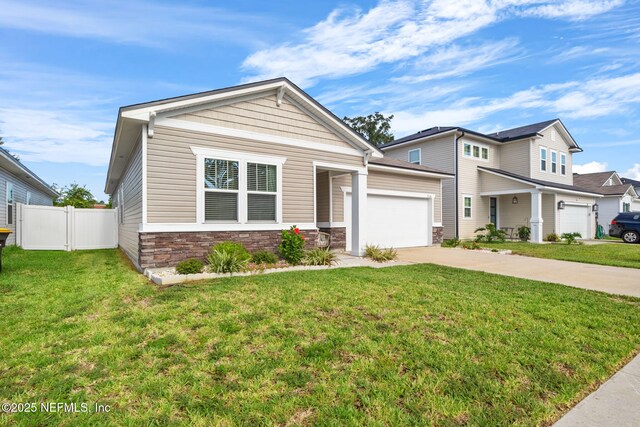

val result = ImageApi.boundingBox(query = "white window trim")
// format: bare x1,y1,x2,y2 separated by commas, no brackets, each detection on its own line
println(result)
26,191,32,205
408,148,421,165
550,149,558,174
462,141,490,162
540,146,547,172
191,146,286,225
6,181,13,225
462,194,472,219
560,152,567,175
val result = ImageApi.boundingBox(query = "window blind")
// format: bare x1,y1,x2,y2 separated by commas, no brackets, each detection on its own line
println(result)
205,192,238,221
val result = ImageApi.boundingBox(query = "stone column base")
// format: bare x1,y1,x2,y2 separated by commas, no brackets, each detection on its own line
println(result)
432,226,444,245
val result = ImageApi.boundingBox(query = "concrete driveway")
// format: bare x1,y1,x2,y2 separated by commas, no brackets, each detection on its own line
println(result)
396,247,640,297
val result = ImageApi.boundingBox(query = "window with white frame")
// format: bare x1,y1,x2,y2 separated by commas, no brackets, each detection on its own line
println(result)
463,142,489,161
118,187,124,224
623,202,631,212
204,158,239,221
550,150,557,174
540,147,547,172
247,162,277,221
463,195,472,218
408,148,421,165
6,182,13,225
560,153,566,175
26,191,32,205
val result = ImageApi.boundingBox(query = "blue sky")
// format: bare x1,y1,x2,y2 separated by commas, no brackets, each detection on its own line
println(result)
1,0,639,200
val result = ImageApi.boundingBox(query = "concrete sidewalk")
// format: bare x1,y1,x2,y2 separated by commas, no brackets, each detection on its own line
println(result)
553,353,640,427
396,247,640,297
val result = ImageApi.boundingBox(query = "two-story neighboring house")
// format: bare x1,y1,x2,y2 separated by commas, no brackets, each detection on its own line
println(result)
574,171,640,232
382,119,602,242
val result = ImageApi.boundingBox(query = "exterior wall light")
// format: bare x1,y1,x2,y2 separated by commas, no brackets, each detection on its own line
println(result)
592,203,599,212
512,196,518,204
557,200,565,210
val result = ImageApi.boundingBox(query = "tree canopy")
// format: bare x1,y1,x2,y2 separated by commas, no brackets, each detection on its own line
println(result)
343,112,394,146
53,183,97,208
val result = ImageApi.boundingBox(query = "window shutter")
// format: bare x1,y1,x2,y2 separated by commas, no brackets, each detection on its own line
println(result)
205,192,238,221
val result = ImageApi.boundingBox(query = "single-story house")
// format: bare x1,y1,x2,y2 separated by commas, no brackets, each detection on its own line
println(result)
105,78,452,271
1,147,58,245
573,171,640,232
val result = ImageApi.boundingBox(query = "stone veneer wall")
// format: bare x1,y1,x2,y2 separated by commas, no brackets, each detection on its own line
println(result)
432,226,444,245
139,229,319,269
319,227,346,250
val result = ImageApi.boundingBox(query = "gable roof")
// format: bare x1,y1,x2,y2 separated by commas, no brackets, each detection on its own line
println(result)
478,166,602,196
0,147,58,197
381,118,582,151
106,77,383,194
573,171,618,189
622,177,640,187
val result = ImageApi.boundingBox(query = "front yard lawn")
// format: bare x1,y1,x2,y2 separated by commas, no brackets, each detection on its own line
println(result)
1,247,639,426
479,241,640,269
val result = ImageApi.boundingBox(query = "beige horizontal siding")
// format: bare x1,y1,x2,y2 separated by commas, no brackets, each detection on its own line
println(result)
480,172,534,193
171,93,354,149
113,137,143,265
500,141,530,177
530,124,574,185
148,125,363,224
441,179,455,238
316,171,330,223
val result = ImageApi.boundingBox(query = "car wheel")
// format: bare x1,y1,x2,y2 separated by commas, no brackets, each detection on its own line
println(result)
622,231,639,244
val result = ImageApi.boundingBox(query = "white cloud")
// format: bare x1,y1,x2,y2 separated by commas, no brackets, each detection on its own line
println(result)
573,161,609,174
623,163,640,180
0,0,276,48
390,72,640,134
242,0,625,87
521,0,624,21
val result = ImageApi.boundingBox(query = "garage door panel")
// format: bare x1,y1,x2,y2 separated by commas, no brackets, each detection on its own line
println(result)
345,193,432,250
558,205,589,239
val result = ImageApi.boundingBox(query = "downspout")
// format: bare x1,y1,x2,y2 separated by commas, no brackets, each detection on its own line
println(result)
454,131,464,239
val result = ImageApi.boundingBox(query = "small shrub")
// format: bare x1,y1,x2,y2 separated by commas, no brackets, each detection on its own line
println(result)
518,226,531,241
279,225,306,265
175,258,204,275
365,244,397,262
545,233,560,242
474,224,506,243
462,241,481,250
491,248,499,253
251,250,279,265
207,241,251,273
561,232,582,245
304,247,336,266
441,238,461,248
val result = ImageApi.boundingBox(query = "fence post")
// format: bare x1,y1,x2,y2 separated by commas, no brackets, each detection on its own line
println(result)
65,206,74,251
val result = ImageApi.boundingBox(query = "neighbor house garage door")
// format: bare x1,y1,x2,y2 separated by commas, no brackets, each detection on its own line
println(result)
345,191,432,251
558,204,590,239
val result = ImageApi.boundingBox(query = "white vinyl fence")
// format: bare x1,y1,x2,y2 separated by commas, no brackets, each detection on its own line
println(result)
15,203,118,251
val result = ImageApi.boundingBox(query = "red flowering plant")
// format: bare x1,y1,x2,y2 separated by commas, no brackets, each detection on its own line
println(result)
279,225,306,265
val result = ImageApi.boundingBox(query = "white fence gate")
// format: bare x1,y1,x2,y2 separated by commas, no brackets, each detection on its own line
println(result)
16,203,118,251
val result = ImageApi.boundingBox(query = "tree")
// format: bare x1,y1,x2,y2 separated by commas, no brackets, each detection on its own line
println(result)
0,136,20,161
54,183,97,208
343,112,394,146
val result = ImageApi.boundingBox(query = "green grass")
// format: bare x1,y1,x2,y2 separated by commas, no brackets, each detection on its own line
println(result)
479,241,640,269
1,247,639,426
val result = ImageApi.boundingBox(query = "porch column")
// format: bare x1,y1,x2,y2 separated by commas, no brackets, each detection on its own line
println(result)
530,189,543,243
351,171,367,256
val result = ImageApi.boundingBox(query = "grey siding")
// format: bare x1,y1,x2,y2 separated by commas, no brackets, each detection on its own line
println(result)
113,137,143,265
500,140,530,176
148,126,363,224
1,167,54,245
384,134,455,173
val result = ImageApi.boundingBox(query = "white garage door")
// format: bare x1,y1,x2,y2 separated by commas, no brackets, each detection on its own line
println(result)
558,204,590,239
345,192,432,251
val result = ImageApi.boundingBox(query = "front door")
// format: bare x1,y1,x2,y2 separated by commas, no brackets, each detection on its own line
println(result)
490,197,498,226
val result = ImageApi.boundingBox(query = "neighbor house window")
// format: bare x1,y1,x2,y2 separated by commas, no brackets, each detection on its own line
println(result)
623,202,631,212
463,195,472,219
463,142,489,160
247,162,277,221
118,187,124,224
551,150,557,174
408,149,421,165
204,158,239,221
560,153,566,175
26,191,32,205
540,147,547,172
6,182,13,225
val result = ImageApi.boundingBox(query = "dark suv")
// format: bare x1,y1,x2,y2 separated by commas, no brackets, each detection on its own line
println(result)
609,212,640,243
